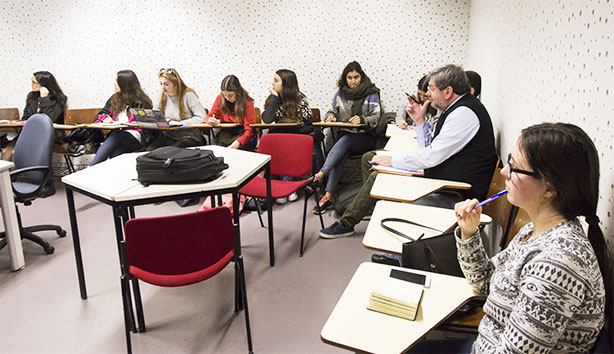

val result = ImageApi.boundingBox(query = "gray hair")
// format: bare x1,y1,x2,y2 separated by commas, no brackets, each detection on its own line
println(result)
430,64,470,95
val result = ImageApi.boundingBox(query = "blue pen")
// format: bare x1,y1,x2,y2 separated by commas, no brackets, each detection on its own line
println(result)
457,190,508,217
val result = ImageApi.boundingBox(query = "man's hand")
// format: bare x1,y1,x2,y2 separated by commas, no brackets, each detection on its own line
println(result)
406,99,430,126
369,154,393,167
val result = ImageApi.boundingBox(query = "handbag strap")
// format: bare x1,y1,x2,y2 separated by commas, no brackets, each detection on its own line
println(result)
380,217,444,242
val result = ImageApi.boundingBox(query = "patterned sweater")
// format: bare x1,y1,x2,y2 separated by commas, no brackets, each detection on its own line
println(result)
456,219,605,353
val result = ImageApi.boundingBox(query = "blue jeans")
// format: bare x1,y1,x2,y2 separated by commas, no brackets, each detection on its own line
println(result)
320,132,376,194
90,130,142,166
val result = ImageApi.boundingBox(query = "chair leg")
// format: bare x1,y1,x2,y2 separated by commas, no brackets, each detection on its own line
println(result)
64,155,76,174
22,231,55,254
236,256,254,354
120,275,133,354
131,279,146,333
234,261,242,312
23,224,67,237
255,199,265,228
312,184,325,228
299,192,309,257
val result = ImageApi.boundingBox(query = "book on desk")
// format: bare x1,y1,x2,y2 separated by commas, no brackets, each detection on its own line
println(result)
367,269,427,321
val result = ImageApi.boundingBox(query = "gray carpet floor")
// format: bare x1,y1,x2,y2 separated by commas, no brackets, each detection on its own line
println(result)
0,177,376,354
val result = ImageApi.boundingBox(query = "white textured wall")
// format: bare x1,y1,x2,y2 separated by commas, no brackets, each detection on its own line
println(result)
466,0,614,250
0,0,470,114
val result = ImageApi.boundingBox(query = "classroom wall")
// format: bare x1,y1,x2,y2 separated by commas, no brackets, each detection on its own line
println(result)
0,0,470,115
465,0,614,251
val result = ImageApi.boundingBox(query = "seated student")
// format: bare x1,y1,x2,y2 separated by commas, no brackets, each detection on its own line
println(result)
428,122,610,354
89,70,153,165
313,61,381,214
2,71,67,161
262,69,317,204
147,68,206,150
319,64,498,239
206,75,256,151
464,70,481,99
395,75,433,129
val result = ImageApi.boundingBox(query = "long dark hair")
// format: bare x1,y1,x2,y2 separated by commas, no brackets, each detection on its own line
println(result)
220,75,253,123
520,122,612,349
111,70,153,114
29,71,67,107
158,68,197,119
337,61,369,89
264,69,304,122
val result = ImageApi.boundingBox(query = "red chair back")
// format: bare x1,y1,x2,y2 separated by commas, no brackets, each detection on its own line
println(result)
257,133,313,177
124,207,234,286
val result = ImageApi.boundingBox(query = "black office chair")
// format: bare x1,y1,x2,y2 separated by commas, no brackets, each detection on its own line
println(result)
0,113,66,254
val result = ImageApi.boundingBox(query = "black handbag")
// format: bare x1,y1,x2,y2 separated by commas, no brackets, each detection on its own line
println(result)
380,217,464,277
64,127,104,145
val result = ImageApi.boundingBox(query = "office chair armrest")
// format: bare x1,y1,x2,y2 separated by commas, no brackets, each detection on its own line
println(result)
10,165,51,200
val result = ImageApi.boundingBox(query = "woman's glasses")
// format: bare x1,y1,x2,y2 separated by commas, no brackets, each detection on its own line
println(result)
159,68,174,75
506,153,540,180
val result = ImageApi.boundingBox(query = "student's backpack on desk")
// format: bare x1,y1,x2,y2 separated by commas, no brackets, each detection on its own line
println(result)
136,146,228,186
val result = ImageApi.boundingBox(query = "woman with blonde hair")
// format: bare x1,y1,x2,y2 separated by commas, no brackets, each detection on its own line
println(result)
147,68,207,149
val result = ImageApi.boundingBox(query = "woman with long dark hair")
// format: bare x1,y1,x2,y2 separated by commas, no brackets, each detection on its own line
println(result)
146,68,207,150
313,61,381,213
2,71,68,161
445,123,612,353
89,70,153,165
262,69,313,135
207,75,256,150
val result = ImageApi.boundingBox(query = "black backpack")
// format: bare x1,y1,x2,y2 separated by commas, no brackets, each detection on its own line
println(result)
136,146,228,186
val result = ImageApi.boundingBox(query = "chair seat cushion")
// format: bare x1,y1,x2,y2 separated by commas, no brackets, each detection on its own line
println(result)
130,250,234,287
239,177,310,198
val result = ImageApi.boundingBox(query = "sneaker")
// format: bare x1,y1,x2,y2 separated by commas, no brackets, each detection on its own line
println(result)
319,221,354,239
276,197,288,205
288,191,299,202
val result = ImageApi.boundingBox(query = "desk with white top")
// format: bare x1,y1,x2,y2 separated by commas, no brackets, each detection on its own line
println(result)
0,160,24,271
62,146,273,300
370,173,471,203
383,131,419,153
363,200,492,255
321,262,478,354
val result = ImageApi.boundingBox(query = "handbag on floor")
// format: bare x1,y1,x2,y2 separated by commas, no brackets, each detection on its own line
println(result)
380,217,464,277
136,146,228,186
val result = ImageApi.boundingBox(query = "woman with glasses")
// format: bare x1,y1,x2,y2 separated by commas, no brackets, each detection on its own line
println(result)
312,61,381,214
147,68,207,150
2,71,68,161
436,123,611,353
206,75,256,150
89,70,153,165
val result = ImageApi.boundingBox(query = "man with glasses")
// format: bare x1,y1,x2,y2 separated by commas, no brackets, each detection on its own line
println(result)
320,64,498,240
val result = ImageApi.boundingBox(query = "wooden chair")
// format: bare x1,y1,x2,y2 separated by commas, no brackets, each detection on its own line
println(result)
54,108,100,173
0,108,19,121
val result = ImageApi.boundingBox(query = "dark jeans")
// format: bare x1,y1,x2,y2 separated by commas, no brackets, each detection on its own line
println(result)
215,128,257,151
320,132,376,194
90,130,142,166
341,150,462,228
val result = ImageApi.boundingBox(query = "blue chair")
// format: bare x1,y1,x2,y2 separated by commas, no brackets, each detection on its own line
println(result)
0,114,66,254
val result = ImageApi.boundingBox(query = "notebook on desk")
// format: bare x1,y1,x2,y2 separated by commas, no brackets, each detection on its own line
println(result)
129,108,169,128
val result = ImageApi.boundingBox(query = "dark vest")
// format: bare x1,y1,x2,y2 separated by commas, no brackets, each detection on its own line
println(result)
424,94,497,200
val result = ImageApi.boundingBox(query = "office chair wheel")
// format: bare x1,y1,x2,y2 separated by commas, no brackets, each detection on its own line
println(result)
58,230,67,237
44,245,55,254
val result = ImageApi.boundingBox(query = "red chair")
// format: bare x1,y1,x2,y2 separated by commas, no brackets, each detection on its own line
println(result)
240,133,325,258
120,207,253,354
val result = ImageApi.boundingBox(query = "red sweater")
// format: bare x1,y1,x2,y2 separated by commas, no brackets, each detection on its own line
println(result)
207,93,256,146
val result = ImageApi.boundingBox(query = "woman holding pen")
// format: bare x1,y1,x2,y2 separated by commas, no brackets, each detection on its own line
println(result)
428,122,611,353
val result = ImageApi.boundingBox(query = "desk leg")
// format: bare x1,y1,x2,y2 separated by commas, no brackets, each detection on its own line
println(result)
66,189,87,299
113,206,137,333
232,191,244,312
0,168,24,271
265,163,275,267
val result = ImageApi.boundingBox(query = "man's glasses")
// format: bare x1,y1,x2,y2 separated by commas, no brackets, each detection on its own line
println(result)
159,68,174,74
506,153,540,180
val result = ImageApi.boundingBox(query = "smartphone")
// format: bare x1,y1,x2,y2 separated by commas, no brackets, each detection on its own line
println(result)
405,92,420,104
390,269,430,287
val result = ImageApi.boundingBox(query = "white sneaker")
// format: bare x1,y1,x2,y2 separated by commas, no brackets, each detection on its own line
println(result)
276,197,288,205
288,192,299,202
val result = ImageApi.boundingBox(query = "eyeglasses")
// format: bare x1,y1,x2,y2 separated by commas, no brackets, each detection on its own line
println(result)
506,153,540,180
159,68,174,74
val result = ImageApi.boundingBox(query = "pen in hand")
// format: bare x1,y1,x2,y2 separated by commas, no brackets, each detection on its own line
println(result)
457,190,508,217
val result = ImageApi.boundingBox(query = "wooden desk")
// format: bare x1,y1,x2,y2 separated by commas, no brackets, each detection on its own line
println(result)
76,123,128,130
363,200,491,255
321,262,478,354
383,134,418,153
370,174,471,203
250,122,301,128
0,160,24,271
62,146,273,300
313,122,365,128
187,123,240,128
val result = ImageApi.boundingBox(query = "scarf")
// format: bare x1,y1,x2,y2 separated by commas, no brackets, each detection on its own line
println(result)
340,77,380,118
